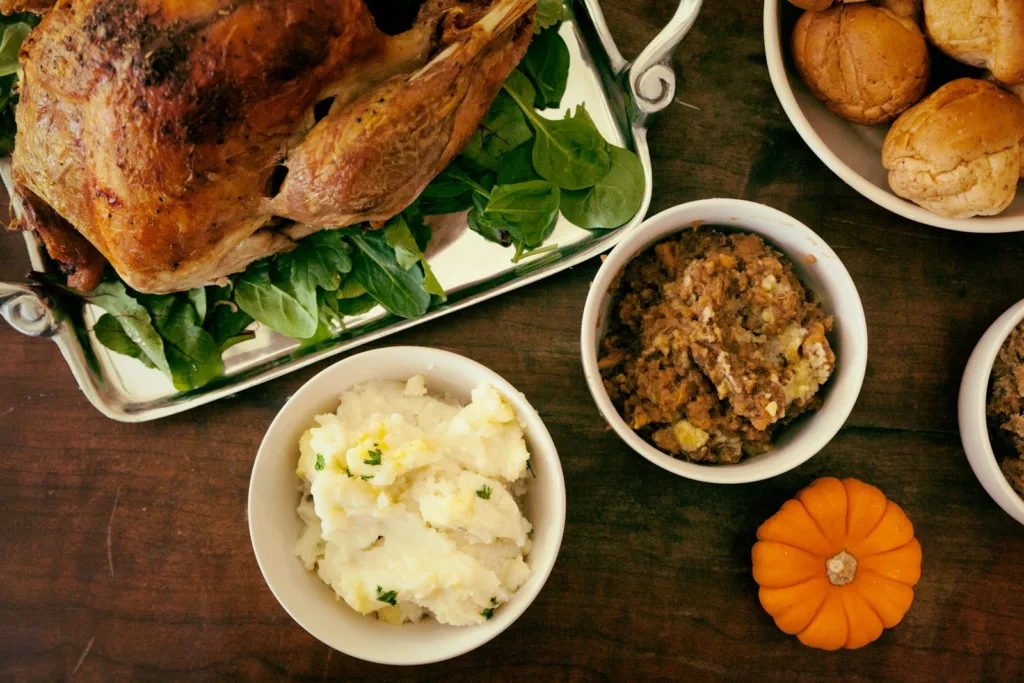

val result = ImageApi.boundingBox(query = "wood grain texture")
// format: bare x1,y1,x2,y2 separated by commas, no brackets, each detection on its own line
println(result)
3,1,1024,681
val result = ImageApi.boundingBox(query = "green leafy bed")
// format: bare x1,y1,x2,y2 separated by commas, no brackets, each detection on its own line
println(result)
0,13,39,153
6,2,645,391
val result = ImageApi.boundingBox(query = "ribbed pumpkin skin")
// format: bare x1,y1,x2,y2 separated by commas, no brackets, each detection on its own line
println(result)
752,477,922,650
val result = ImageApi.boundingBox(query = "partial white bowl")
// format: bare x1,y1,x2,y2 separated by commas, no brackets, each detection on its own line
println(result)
581,198,868,484
958,300,1024,525
763,0,1024,233
248,346,566,665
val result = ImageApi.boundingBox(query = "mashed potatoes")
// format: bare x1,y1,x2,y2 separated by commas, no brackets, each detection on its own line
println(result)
295,375,533,626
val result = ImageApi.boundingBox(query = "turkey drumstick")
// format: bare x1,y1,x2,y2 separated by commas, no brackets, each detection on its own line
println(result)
271,0,536,234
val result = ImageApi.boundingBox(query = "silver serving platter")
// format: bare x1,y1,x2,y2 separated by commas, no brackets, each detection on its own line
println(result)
0,0,701,422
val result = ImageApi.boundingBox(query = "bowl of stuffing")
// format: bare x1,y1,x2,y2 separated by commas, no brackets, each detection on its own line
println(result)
959,299,1024,526
248,346,566,665
581,198,868,483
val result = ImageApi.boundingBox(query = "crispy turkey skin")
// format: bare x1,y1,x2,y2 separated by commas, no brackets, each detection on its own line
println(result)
8,0,536,293
0,0,52,13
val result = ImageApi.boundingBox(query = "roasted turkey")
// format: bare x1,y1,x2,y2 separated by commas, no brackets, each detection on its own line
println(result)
6,0,536,292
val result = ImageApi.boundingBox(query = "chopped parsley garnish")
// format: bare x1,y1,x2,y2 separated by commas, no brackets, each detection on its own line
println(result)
361,474,373,481
363,444,382,466
476,485,493,500
491,597,498,605
376,585,398,606
345,466,352,477
526,460,535,477
314,454,325,471
481,606,495,619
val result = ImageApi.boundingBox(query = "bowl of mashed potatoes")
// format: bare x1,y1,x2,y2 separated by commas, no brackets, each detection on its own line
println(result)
249,347,565,665
581,199,868,483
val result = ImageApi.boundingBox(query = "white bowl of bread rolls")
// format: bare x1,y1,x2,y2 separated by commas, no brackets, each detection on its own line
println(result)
765,0,1024,232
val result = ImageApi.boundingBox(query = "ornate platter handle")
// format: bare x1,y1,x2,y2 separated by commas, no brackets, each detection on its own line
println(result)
580,0,702,125
0,156,59,338
628,0,702,122
0,282,58,338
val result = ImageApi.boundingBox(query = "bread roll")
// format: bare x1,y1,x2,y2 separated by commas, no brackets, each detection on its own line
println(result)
882,79,1024,218
925,0,1024,85
792,4,930,125
787,1,921,21
787,0,866,10
879,0,922,20
1009,81,1024,102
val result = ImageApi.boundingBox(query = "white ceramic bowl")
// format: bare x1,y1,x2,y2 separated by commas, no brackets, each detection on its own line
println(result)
581,198,868,484
763,0,1024,233
958,300,1024,525
248,346,566,665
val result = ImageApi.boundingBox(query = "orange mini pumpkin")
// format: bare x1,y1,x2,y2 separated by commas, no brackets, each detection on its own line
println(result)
752,477,922,650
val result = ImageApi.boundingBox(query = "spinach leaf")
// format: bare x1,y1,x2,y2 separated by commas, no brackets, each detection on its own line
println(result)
385,221,420,271
403,205,433,252
535,0,567,32
534,106,611,190
510,212,560,263
0,94,15,154
418,191,474,216
335,293,378,316
349,231,431,319
302,292,346,346
187,287,207,325
502,69,538,112
502,72,611,190
0,21,32,78
337,279,367,299
93,314,156,369
484,180,561,248
461,91,533,172
218,331,256,354
144,295,224,392
421,166,474,199
64,280,171,376
275,230,352,293
0,14,39,155
385,215,445,299
496,141,539,185
561,145,646,229
522,28,570,109
204,289,255,354
418,167,477,215
234,260,318,339
441,166,494,199
468,193,512,246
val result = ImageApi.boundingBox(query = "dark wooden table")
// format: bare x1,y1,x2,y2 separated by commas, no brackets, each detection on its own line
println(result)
3,2,1024,681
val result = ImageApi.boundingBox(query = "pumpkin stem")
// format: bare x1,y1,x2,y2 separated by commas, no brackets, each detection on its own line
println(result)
825,550,857,586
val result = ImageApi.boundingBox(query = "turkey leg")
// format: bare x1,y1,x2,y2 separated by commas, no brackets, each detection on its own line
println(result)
269,0,537,235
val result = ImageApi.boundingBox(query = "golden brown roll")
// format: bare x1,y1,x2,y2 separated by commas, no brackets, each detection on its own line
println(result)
792,3,930,125
882,79,1024,218
786,1,921,20
787,0,865,10
879,0,922,20
924,0,1024,85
